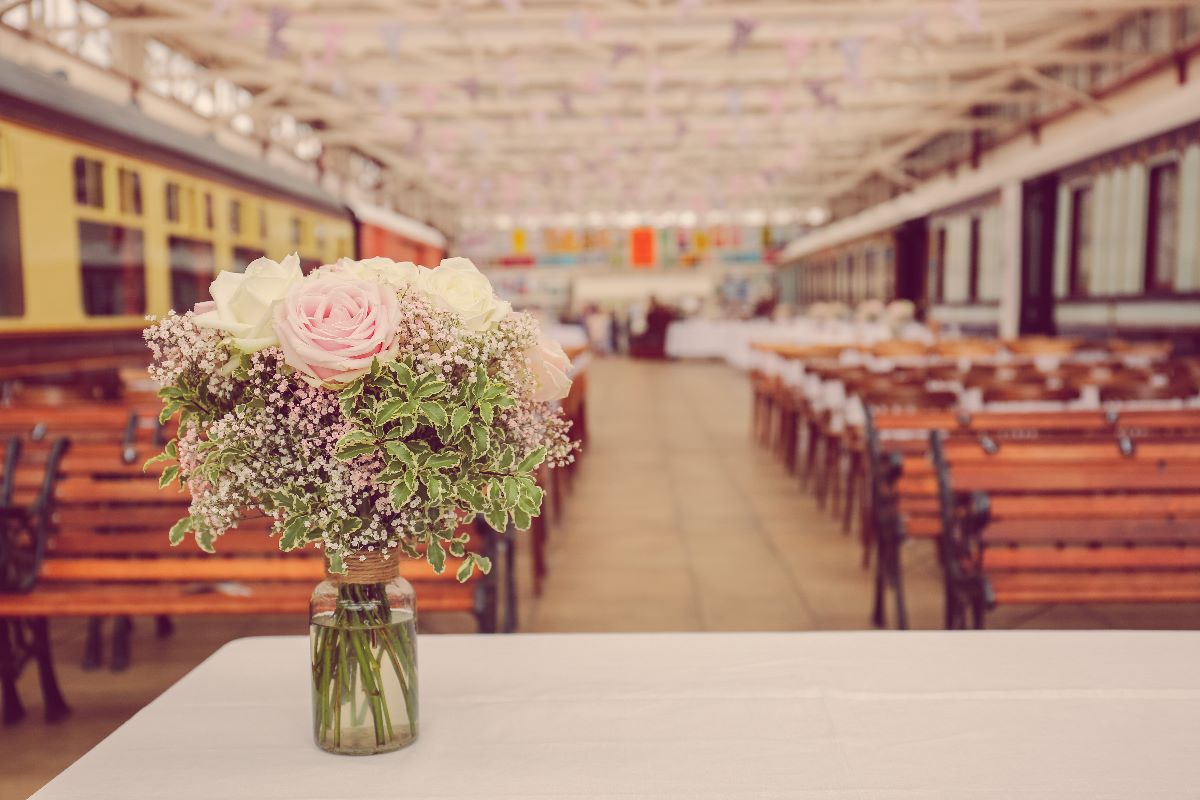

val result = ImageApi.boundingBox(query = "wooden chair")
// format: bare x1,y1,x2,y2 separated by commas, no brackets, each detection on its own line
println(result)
931,432,1200,628
1005,336,1080,358
871,340,929,360
0,440,504,724
932,338,1001,360
980,383,1079,405
865,408,1200,628
1099,380,1197,403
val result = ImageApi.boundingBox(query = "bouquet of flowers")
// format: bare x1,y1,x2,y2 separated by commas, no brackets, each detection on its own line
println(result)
144,254,577,752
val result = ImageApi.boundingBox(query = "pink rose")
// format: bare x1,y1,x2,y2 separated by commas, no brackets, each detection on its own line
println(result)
527,332,573,402
273,276,402,385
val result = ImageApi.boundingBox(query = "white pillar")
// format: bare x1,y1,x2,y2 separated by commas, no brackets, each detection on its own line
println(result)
1052,182,1071,299
998,181,1022,339
1179,144,1200,292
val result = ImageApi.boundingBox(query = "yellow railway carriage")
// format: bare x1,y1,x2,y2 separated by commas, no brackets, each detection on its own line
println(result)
0,61,355,366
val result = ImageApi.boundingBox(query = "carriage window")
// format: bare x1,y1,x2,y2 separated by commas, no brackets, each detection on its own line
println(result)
169,236,214,312
259,207,268,239
230,200,243,235
73,157,104,208
930,227,947,304
78,221,145,316
1069,185,1094,296
0,190,24,316
232,246,265,273
165,182,181,223
1145,162,1179,294
967,216,981,302
118,168,142,215
203,193,214,230
291,217,302,246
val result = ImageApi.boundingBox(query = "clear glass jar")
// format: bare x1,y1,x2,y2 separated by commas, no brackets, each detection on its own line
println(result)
309,558,419,756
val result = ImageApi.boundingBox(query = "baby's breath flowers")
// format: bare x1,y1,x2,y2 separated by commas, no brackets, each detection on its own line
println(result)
146,256,578,579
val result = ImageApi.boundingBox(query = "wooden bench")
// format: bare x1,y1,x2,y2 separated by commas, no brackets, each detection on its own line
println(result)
864,407,1200,629
0,439,502,724
929,432,1200,628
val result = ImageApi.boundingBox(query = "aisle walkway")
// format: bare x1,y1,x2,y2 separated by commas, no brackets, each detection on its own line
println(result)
524,357,1200,633
524,357,943,632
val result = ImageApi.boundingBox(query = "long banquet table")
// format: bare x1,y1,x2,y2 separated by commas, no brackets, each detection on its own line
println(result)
32,632,1200,799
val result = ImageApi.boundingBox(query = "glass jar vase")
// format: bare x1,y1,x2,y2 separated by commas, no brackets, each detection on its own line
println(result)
309,554,419,755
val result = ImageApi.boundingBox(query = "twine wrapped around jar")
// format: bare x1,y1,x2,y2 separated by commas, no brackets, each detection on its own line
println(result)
331,551,400,584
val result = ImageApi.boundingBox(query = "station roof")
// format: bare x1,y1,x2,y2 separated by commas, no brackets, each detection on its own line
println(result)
10,0,1193,228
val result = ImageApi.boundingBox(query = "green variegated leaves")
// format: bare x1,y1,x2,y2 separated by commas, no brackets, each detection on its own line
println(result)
319,356,552,581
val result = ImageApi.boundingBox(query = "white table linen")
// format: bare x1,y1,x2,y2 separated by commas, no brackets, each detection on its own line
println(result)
31,632,1200,800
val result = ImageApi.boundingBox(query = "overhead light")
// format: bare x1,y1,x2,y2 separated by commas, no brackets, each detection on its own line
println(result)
805,206,831,226
771,209,796,226
585,211,606,227
616,211,640,228
493,214,513,230
677,210,698,228
742,209,767,227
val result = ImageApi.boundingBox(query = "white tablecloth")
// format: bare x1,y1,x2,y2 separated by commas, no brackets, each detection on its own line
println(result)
32,632,1200,799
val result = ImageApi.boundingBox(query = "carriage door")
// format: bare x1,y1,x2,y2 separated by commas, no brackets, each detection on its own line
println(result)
1019,175,1059,335
893,218,928,316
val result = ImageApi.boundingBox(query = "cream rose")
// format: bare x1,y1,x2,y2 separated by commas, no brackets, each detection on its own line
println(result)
192,254,303,351
273,276,402,386
526,331,573,402
316,257,422,292
418,257,511,331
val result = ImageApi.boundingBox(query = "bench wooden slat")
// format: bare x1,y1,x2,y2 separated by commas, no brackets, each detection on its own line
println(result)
983,518,1200,544
900,464,1200,493
0,582,474,617
983,547,1200,570
39,556,466,583
989,571,1200,605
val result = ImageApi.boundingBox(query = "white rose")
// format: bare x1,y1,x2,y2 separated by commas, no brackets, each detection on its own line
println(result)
526,331,573,402
192,254,303,351
316,257,420,292
418,257,511,331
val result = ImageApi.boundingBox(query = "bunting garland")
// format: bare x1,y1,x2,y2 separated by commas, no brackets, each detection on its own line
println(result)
729,18,757,54
839,37,865,87
380,22,404,58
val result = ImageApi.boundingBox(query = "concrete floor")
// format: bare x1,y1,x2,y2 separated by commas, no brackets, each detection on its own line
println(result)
5,356,1200,799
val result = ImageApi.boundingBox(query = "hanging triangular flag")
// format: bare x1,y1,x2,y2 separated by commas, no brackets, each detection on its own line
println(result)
729,18,757,54
953,0,983,31
785,34,810,72
380,22,404,58
459,77,483,101
611,43,637,67
321,23,344,67
839,37,865,87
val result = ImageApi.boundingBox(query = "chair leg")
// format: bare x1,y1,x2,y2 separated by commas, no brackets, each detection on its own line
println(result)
0,620,26,726
783,410,799,473
891,549,910,631
155,615,174,639
110,616,133,672
28,618,70,723
870,539,887,629
971,599,986,629
81,616,104,671
531,513,547,598
860,497,874,569
817,436,838,509
842,454,859,535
